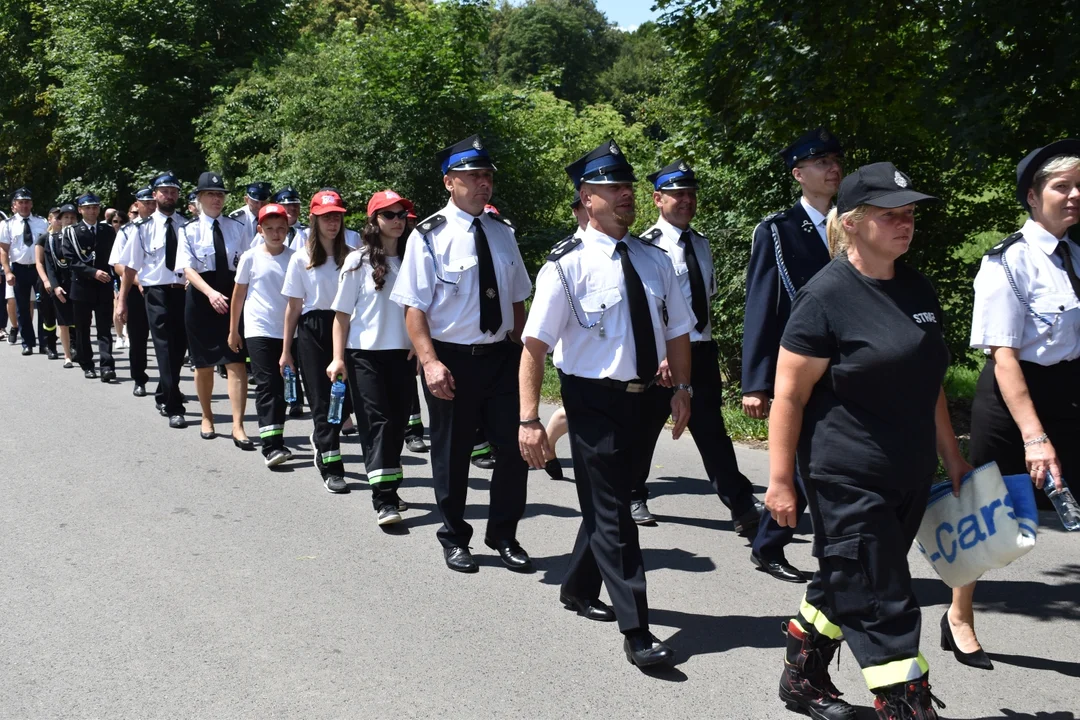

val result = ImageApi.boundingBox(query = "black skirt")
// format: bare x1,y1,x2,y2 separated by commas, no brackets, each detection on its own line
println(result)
184,272,244,368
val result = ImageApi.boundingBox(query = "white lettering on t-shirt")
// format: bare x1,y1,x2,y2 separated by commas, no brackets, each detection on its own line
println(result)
912,312,938,324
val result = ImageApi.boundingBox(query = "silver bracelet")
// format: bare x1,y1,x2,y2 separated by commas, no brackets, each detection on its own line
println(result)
1023,433,1049,448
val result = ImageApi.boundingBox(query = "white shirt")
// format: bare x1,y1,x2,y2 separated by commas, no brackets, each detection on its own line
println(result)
523,223,693,381
971,218,1080,365
331,248,410,351
643,216,716,343
282,247,343,314
229,206,259,246
0,213,48,265
254,222,308,252
109,221,141,266
176,214,247,274
800,196,829,248
119,210,188,286
344,228,361,250
236,245,294,339
391,200,532,345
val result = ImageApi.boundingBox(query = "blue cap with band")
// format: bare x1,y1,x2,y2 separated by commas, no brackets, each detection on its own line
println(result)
135,187,154,201
565,139,636,189
436,135,496,175
246,182,272,201
151,171,181,189
647,159,698,191
273,186,301,205
76,192,102,207
780,127,843,170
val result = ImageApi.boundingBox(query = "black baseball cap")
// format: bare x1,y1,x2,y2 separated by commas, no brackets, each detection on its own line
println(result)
837,162,937,214
1015,138,1080,212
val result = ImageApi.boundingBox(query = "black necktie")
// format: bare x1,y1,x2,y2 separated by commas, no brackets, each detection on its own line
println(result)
615,241,659,381
287,226,296,246
1055,241,1080,301
679,230,708,333
164,216,178,271
212,218,229,287
22,218,32,246
473,218,501,334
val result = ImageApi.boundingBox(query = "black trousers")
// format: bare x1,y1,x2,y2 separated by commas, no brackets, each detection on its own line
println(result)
34,278,57,352
797,477,931,690
347,348,411,510
970,358,1079,493
73,289,115,372
144,285,187,415
127,288,151,386
405,373,424,441
559,373,650,633
11,263,36,348
631,341,757,517
296,310,343,478
752,467,808,560
424,340,528,549
247,336,287,455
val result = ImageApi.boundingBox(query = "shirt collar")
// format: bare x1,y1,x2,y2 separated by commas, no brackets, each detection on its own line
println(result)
1021,217,1066,256
200,213,221,230
443,199,483,230
152,209,177,225
583,223,632,258
800,196,828,228
654,215,690,243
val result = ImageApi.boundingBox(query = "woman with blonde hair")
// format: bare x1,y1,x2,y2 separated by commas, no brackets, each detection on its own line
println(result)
766,162,967,720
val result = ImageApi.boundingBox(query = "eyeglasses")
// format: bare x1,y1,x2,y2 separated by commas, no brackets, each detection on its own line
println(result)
376,210,408,221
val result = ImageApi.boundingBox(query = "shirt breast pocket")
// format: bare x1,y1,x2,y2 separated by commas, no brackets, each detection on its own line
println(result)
443,254,478,285
672,261,689,277
580,287,622,319
1031,291,1080,346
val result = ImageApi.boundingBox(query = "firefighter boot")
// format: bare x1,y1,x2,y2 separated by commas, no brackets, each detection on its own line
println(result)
779,621,857,720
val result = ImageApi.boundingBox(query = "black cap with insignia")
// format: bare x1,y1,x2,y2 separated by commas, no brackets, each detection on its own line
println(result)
837,162,937,214
58,203,78,216
135,187,154,202
1015,138,1080,212
565,139,636,188
780,127,843,170
246,181,272,201
436,135,496,175
273,186,301,205
197,171,229,194
647,159,698,191
11,187,32,201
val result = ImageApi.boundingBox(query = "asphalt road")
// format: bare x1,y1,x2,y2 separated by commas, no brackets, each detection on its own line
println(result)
1,341,1077,719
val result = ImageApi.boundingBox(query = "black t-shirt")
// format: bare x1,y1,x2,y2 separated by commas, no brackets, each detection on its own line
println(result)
781,256,950,486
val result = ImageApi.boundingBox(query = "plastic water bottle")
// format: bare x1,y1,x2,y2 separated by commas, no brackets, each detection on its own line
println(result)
283,366,297,404
327,377,346,425
1045,473,1080,531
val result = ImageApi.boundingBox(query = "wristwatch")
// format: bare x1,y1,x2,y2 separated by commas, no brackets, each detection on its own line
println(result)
675,383,694,398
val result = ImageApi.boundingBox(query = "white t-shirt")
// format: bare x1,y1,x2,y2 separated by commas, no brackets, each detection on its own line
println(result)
282,247,343,314
236,245,294,339
331,248,410,351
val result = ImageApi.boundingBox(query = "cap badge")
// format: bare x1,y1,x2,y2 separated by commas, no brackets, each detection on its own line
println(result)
678,162,688,172
894,171,908,188
472,138,483,150
819,129,829,142
485,288,497,299
609,142,621,156
212,175,219,182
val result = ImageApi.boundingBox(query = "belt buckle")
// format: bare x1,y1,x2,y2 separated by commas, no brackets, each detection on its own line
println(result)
626,381,646,393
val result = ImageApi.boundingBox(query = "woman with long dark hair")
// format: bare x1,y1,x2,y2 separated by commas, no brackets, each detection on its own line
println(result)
327,190,415,525
281,190,351,494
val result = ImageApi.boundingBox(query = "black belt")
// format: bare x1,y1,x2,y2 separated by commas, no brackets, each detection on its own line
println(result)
434,339,510,356
691,339,716,349
13,262,35,267
570,375,656,394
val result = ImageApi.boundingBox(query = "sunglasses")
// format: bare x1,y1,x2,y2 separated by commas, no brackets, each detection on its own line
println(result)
376,210,408,221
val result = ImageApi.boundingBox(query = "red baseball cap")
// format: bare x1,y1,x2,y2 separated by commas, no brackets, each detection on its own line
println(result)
367,189,414,217
310,190,347,216
258,203,288,223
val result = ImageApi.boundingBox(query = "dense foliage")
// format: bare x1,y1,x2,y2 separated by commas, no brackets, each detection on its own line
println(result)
2,0,1078,392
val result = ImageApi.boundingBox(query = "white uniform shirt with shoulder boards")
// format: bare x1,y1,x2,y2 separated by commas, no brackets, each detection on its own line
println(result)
523,223,694,382
229,206,259,246
390,200,532,345
971,217,1080,365
119,210,188,286
175,213,248,275
281,247,342,314
0,213,48,265
109,221,139,266
331,248,410,351
642,215,716,343
235,245,294,339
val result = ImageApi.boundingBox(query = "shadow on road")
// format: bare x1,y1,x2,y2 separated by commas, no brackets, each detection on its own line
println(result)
913,567,1080,622
650,608,788,663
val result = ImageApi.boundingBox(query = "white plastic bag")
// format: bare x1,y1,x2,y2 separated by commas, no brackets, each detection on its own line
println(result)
915,462,1038,588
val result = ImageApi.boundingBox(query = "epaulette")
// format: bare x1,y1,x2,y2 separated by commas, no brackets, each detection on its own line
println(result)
487,211,515,230
985,232,1024,257
640,228,662,244
133,217,150,226
220,214,243,225
229,208,245,219
547,234,582,261
633,234,667,252
762,211,786,224
298,223,308,229
417,214,446,235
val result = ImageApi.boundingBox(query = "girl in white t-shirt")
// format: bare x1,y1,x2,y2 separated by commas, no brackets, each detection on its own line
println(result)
327,190,414,526
229,204,296,468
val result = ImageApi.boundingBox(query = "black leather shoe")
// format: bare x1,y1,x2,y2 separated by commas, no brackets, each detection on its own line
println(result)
132,384,146,397
101,368,116,382
484,538,533,572
216,364,227,379
751,553,806,583
200,429,216,440
471,454,496,470
405,436,428,453
84,368,98,379
630,499,656,525
624,631,675,668
22,346,33,356
157,403,168,417
940,612,993,670
560,593,616,622
46,349,58,360
544,458,564,479
733,504,763,536
232,436,256,451
169,414,187,429
287,403,305,418
444,546,479,573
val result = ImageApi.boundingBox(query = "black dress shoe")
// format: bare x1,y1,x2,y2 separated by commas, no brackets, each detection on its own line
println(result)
157,404,168,417
484,538,533,572
132,384,146,397
444,546,479,573
22,346,33,356
232,436,256,451
751,553,806,583
216,364,227,378
544,458,564,479
630,499,656,525
101,368,116,382
168,414,187,429
84,368,98,379
560,593,616,622
200,430,216,440
46,350,58,360
405,436,428,453
624,631,675,668
287,403,305,418
940,612,993,670
733,505,762,536
471,454,496,470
